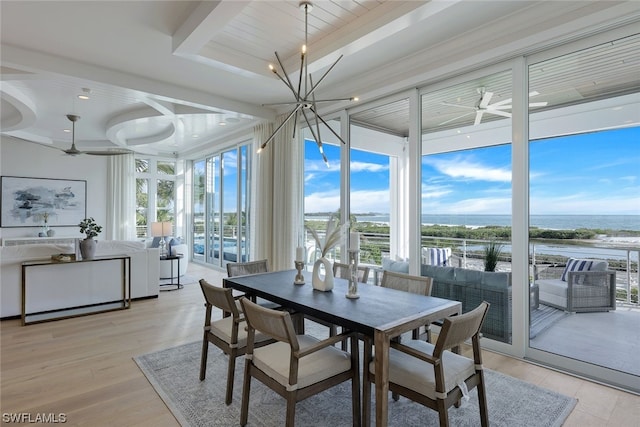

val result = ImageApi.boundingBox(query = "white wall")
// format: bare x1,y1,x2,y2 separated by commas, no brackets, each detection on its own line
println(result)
0,137,108,240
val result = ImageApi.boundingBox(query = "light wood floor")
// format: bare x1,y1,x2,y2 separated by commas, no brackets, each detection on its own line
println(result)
1,262,638,426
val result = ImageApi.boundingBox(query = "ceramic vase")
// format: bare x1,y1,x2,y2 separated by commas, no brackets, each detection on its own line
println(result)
312,256,334,291
80,238,97,260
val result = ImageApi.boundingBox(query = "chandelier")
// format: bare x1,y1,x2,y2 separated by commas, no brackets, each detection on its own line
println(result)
258,1,358,166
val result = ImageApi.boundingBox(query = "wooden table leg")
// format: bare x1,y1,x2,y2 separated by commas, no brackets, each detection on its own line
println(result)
374,329,390,427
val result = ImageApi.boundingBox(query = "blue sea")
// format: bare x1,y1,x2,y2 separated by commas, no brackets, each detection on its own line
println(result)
346,214,640,232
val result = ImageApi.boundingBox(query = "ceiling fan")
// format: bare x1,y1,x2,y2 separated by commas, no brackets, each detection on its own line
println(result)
439,87,548,126
60,114,131,156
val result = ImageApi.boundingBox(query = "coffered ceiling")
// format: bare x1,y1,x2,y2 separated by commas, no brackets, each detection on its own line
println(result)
1,1,639,159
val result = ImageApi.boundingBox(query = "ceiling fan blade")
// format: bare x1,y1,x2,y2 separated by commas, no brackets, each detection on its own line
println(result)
474,111,484,126
441,102,476,110
437,111,474,126
478,91,493,108
83,150,132,156
486,110,512,118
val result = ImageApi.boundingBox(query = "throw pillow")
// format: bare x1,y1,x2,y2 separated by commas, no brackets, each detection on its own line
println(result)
150,237,162,248
382,257,409,273
429,248,451,266
561,258,594,282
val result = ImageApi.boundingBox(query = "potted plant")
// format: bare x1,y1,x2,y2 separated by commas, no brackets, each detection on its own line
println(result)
483,240,504,272
78,217,103,259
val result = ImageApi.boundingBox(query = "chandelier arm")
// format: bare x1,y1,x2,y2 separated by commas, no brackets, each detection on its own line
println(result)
292,110,299,140
270,67,297,98
309,76,324,151
309,106,346,145
260,104,302,150
297,49,305,102
305,54,343,99
274,51,298,99
301,109,328,166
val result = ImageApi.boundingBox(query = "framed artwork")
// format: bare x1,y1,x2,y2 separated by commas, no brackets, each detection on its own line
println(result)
1,176,87,227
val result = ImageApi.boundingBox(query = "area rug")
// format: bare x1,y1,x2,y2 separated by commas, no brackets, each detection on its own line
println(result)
134,341,577,427
530,304,569,339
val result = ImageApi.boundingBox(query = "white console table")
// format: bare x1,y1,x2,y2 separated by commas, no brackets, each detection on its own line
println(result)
21,255,131,325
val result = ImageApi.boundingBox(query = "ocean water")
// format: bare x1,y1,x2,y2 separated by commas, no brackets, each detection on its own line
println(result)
345,214,640,232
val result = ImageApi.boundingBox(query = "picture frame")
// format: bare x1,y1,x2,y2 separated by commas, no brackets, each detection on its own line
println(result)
1,176,87,228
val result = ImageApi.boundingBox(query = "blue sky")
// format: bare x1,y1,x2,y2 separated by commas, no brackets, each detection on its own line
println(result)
304,126,640,216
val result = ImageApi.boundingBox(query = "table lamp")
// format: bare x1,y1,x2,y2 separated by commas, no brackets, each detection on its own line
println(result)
151,221,172,256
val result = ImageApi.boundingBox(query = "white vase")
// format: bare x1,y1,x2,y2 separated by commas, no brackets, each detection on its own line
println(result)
312,257,334,291
80,238,97,260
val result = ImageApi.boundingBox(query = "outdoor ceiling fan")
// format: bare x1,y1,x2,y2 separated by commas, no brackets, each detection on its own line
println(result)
439,87,548,126
60,114,131,156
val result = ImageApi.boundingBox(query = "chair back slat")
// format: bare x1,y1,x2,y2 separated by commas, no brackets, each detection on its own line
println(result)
381,270,432,296
199,279,239,316
434,301,490,356
240,297,299,350
227,259,269,277
333,262,370,283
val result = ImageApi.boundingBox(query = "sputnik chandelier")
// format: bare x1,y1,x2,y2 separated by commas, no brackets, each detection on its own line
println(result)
258,1,358,166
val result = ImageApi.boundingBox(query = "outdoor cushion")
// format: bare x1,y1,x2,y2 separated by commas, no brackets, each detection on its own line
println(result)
561,258,594,281
382,258,409,273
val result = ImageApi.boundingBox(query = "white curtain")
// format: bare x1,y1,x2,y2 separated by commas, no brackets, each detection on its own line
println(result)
106,153,136,241
253,116,302,270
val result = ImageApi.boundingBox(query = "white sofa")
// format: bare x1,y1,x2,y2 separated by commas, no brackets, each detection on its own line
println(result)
1,240,159,319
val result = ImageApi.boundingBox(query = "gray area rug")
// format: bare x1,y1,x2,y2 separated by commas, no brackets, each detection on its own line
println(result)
530,304,569,339
134,340,576,427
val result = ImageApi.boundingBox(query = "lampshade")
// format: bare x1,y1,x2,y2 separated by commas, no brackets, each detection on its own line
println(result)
151,221,172,237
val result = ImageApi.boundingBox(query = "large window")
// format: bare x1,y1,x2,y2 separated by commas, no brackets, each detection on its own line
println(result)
135,158,177,238
420,71,514,343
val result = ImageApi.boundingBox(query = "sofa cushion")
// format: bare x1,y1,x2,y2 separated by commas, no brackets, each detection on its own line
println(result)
455,268,482,284
382,258,409,273
481,271,511,288
561,259,592,281
421,265,455,282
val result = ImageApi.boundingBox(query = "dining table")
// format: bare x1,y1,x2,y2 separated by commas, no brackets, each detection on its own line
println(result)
223,269,461,427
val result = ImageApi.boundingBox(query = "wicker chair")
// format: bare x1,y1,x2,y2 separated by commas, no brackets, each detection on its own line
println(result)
198,279,274,405
362,301,490,427
534,259,616,312
239,297,361,427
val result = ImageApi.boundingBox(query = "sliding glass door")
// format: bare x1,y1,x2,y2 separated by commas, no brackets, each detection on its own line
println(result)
526,32,640,392
192,143,252,268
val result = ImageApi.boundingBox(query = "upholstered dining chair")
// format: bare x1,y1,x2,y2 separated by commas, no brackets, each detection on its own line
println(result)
198,279,274,405
239,297,361,427
381,270,433,340
362,301,490,427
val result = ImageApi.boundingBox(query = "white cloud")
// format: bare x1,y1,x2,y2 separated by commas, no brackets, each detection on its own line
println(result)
424,157,511,182
350,161,389,173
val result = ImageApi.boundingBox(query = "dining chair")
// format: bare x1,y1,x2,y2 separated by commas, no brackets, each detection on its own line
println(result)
239,297,361,427
308,262,371,348
362,301,490,427
225,259,280,313
333,262,371,283
198,279,274,405
381,270,433,340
